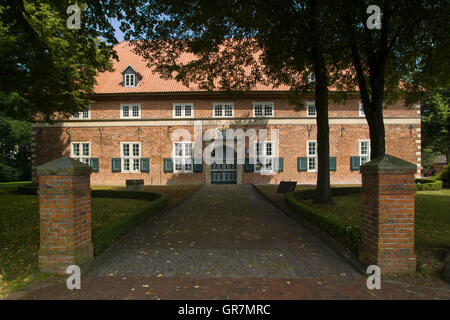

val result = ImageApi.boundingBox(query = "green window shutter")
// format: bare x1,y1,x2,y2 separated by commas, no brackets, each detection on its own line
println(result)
112,158,121,172
193,163,203,173
277,157,284,172
140,158,150,173
329,157,337,171
163,158,173,173
244,158,254,172
350,156,361,171
89,158,99,172
297,157,307,172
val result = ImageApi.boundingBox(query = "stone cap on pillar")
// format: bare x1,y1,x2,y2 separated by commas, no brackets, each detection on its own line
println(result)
37,156,92,176
360,154,417,174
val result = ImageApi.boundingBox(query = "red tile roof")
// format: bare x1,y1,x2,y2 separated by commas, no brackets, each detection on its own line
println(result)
93,42,291,94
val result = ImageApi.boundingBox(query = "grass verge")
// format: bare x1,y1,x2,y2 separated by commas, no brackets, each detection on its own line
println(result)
0,182,197,297
256,184,450,287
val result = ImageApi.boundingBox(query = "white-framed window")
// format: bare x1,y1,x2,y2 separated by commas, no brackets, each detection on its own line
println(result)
213,102,234,117
254,141,275,173
124,73,136,87
173,103,194,118
253,102,274,117
358,101,365,117
306,102,316,117
307,72,316,84
71,106,91,120
359,140,370,165
121,104,141,119
307,141,317,172
173,142,193,173
121,142,141,173
71,142,90,164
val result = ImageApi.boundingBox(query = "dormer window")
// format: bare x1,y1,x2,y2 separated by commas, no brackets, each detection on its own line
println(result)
124,74,136,87
122,65,140,88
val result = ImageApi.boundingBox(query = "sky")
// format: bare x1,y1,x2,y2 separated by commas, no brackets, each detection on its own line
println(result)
110,18,125,42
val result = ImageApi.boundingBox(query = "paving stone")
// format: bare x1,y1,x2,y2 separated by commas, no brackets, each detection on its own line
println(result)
90,185,360,279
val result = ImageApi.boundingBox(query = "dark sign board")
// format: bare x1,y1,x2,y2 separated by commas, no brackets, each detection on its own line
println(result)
276,181,297,194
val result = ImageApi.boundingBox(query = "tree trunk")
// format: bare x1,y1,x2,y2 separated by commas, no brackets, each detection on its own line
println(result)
314,82,333,204
309,2,333,204
366,101,386,160
342,6,388,161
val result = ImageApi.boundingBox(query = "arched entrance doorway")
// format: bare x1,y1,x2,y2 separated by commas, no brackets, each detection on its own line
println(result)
210,145,237,184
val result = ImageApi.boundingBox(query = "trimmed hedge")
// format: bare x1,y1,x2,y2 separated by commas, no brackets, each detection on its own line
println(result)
92,190,168,256
291,186,361,201
16,183,39,195
286,187,361,255
415,178,443,191
434,164,450,188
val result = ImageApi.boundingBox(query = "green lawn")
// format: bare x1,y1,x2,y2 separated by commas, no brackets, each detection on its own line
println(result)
304,190,450,254
256,185,450,285
0,182,197,297
303,189,450,285
92,184,199,208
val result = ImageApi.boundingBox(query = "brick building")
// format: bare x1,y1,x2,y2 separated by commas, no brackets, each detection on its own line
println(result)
32,42,422,185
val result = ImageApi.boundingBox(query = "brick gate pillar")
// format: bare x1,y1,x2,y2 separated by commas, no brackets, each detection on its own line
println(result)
37,156,93,274
360,154,417,274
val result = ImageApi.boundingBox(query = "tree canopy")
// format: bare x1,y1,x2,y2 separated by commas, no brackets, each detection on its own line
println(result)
120,0,352,203
422,88,450,162
337,0,450,158
0,0,115,121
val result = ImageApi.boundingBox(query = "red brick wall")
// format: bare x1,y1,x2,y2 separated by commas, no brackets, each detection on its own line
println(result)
360,167,417,273
33,97,421,186
38,174,93,274
88,96,418,119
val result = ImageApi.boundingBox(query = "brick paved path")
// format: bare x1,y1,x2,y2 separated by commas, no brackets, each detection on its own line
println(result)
17,185,450,299
90,185,360,279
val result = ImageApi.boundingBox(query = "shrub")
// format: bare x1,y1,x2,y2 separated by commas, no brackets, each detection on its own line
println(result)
286,187,361,255
434,164,450,188
0,163,20,182
16,183,39,195
91,189,161,202
292,186,361,201
415,178,443,191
